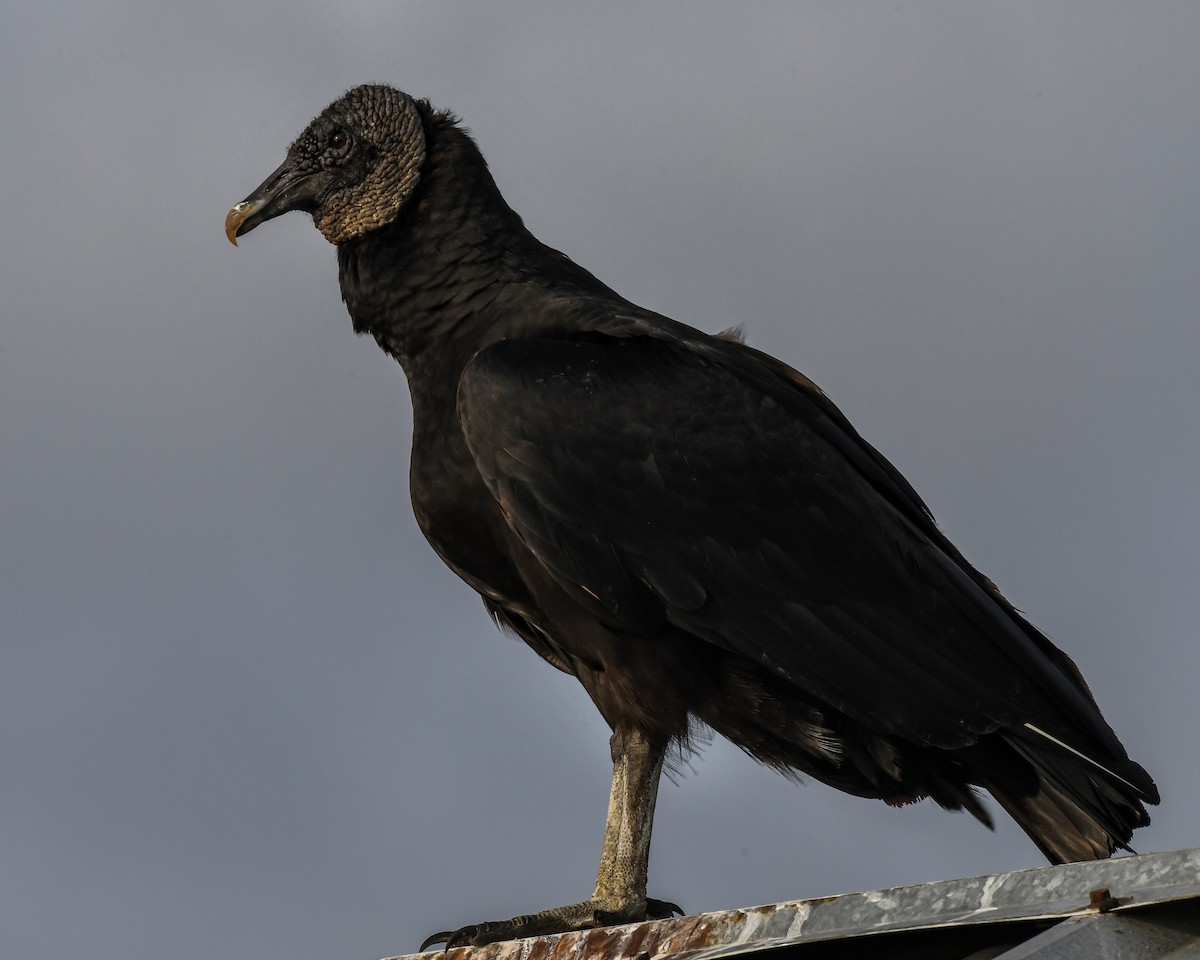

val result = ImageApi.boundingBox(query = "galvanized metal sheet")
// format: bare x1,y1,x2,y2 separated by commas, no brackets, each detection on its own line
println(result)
382,847,1200,960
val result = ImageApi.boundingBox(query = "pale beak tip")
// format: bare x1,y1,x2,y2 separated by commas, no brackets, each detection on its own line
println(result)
225,202,250,247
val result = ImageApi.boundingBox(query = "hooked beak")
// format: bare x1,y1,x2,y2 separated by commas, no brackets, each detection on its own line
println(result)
225,159,320,246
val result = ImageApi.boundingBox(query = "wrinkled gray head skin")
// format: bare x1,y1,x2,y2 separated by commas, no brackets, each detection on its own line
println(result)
226,84,426,246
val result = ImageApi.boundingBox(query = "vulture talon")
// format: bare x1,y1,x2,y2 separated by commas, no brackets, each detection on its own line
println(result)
419,894,682,950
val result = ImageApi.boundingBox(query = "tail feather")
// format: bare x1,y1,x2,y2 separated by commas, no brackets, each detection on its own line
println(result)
985,731,1154,864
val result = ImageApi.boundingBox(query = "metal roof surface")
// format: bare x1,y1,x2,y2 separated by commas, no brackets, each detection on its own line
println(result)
385,847,1200,960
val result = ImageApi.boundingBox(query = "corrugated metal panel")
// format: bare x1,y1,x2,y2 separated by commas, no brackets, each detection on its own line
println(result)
385,847,1200,960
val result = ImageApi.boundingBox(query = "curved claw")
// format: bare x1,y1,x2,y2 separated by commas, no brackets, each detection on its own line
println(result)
422,922,509,951
594,897,683,926
419,930,453,952
647,898,685,919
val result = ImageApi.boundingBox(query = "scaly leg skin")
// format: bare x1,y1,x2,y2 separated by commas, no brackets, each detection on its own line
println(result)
420,729,683,950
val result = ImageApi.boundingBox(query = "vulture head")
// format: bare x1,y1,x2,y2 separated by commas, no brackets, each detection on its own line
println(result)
226,84,426,246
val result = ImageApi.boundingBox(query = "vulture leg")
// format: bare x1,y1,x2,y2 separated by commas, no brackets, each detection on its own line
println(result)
420,729,682,950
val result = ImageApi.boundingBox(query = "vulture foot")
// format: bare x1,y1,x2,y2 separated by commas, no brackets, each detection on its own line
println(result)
420,896,683,950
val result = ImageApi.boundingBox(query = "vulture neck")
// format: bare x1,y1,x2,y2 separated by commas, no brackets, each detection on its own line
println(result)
337,109,593,372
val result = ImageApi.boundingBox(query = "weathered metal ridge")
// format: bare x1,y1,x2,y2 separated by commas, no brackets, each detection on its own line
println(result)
386,847,1200,960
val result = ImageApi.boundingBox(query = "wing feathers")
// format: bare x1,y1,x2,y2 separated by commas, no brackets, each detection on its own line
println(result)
458,333,1151,794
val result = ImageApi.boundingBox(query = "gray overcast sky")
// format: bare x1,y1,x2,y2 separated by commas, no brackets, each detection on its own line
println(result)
3,4,1198,959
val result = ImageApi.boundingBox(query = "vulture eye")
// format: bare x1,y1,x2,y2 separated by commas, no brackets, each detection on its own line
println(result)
329,129,349,151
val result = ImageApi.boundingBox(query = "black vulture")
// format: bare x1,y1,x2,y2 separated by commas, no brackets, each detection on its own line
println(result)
226,85,1158,949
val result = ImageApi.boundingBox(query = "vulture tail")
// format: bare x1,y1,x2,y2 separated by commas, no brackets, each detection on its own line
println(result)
983,727,1156,864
